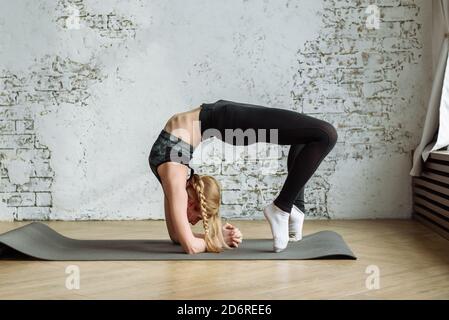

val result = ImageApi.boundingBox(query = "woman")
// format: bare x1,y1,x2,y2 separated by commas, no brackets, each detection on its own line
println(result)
148,99,338,254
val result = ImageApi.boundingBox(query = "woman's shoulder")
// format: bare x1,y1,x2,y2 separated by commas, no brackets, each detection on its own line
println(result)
157,162,190,187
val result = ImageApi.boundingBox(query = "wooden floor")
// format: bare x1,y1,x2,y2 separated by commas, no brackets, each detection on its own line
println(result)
0,219,448,300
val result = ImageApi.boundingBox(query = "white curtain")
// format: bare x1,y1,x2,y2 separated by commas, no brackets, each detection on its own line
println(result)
410,0,449,176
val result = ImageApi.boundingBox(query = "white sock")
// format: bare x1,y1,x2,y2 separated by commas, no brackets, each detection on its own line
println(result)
289,205,305,242
263,202,290,252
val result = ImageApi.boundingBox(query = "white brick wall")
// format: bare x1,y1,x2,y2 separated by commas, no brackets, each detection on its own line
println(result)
0,0,432,220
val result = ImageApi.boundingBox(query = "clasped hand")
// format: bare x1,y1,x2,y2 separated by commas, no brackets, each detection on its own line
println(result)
222,222,243,248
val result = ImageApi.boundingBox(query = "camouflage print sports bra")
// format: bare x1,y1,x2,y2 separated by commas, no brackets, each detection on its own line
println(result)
148,129,195,184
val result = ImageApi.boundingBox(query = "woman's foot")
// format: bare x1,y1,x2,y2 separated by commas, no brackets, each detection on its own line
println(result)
263,203,290,252
289,205,305,242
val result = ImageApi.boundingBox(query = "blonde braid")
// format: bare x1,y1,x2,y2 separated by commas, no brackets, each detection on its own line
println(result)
193,175,209,235
187,174,229,253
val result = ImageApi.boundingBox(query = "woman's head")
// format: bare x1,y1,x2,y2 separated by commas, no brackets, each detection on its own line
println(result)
186,174,230,253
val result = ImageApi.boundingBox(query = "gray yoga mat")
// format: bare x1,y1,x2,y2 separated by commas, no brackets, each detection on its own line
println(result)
0,222,356,260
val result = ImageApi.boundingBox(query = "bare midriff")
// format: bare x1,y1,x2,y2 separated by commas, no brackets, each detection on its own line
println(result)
163,105,202,147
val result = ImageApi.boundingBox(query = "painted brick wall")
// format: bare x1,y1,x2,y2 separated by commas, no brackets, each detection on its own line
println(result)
0,0,432,220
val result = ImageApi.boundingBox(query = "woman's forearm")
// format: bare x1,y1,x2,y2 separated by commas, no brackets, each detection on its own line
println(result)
164,195,179,243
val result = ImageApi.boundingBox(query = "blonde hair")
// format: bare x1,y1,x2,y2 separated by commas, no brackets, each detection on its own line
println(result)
186,174,230,253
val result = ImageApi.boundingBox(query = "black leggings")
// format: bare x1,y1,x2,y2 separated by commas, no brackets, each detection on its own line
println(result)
289,144,306,212
200,101,338,213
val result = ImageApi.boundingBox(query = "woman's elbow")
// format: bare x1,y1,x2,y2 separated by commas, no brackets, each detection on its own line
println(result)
181,239,202,255
182,243,197,255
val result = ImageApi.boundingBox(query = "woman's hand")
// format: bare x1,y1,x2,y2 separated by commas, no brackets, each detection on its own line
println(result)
222,222,243,248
